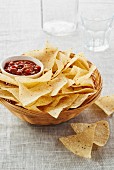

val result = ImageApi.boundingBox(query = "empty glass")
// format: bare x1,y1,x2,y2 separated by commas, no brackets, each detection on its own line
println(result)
41,0,79,36
81,12,114,52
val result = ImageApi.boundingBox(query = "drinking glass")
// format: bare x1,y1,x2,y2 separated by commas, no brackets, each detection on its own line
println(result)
41,0,79,36
81,12,114,52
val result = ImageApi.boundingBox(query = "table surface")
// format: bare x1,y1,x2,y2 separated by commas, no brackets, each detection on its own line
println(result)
0,0,114,170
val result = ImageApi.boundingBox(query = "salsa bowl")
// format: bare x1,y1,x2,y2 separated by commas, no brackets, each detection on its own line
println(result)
0,56,44,78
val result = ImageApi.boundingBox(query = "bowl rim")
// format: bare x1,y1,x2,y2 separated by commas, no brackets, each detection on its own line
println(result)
0,56,44,78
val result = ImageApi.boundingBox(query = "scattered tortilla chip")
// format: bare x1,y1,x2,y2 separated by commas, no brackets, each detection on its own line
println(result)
95,95,114,115
59,124,96,158
71,123,90,134
94,120,110,146
71,120,109,146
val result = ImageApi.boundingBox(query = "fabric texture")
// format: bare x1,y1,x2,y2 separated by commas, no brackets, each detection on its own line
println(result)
0,0,114,169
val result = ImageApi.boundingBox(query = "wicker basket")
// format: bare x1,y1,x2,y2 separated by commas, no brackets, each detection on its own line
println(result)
0,68,102,125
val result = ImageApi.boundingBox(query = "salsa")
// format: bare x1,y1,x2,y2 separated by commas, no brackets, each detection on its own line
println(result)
4,60,41,76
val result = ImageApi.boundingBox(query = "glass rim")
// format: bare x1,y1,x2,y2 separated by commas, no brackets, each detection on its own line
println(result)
81,13,114,22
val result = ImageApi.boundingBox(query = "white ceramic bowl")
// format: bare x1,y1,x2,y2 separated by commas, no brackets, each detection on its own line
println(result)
0,56,44,78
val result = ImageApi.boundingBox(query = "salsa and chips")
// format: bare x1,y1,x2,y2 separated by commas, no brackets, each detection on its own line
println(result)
0,43,112,159
0,43,97,118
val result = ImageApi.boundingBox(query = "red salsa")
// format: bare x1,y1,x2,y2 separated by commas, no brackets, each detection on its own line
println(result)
4,60,41,76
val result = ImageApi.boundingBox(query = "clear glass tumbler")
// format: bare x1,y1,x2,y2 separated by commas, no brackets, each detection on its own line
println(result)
41,0,79,36
81,13,114,52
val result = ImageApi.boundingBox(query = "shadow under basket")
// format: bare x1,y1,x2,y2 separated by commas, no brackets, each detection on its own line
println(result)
0,69,102,125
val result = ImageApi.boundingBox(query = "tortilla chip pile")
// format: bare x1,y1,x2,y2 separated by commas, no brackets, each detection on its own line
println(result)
0,43,97,118
59,120,109,158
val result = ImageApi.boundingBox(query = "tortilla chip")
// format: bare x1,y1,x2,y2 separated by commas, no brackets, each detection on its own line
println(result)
75,53,89,70
0,89,18,102
66,66,78,76
64,79,75,88
15,69,52,88
94,120,110,146
18,82,52,106
71,121,109,146
64,65,88,81
43,94,78,118
57,50,70,67
59,124,96,158
72,66,88,77
70,94,89,109
95,95,114,115
38,95,68,113
23,43,58,70
71,123,90,134
34,95,53,106
25,104,42,112
64,54,79,71
63,69,74,80
52,59,64,78
0,73,18,86
73,64,96,85
49,74,67,96
1,87,19,101
0,81,9,88
0,81,17,90
73,77,94,88
22,50,40,58
62,87,96,95
26,95,53,111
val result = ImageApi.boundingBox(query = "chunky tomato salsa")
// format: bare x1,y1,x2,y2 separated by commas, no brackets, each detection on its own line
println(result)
4,60,41,76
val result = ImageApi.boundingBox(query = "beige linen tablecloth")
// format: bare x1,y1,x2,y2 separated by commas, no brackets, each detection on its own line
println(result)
0,0,114,169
